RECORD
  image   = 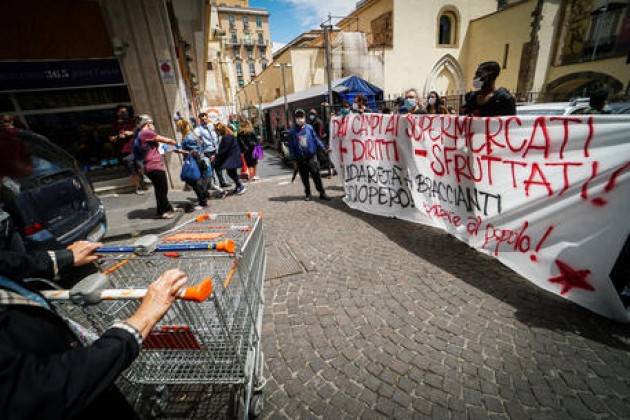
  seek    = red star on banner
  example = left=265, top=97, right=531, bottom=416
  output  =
left=548, top=259, right=594, bottom=295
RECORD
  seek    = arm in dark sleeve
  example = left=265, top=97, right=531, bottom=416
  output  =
left=0, top=249, right=73, bottom=280
left=286, top=131, right=300, bottom=160
left=311, top=126, right=326, bottom=151
left=506, top=94, right=516, bottom=116
left=461, top=92, right=474, bottom=116
left=0, top=328, right=139, bottom=420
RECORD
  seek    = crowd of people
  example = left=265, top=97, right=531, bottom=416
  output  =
left=110, top=110, right=263, bottom=219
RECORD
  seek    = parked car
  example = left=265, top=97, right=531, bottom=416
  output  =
left=608, top=102, right=630, bottom=115
left=516, top=101, right=590, bottom=116
left=0, top=129, right=106, bottom=250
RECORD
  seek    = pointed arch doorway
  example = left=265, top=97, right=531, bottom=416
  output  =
left=424, top=54, right=465, bottom=96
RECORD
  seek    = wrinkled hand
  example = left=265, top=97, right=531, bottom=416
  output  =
left=126, top=269, right=188, bottom=338
left=67, top=241, right=102, bottom=267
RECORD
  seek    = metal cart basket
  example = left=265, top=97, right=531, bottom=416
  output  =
left=46, top=212, right=266, bottom=419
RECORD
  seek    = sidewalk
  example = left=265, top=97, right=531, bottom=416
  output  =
left=101, top=149, right=294, bottom=240
left=101, top=190, right=189, bottom=240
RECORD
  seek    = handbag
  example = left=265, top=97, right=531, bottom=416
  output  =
left=252, top=144, right=264, bottom=160
left=180, top=155, right=201, bottom=182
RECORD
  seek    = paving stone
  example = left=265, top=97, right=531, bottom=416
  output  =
left=185, top=172, right=630, bottom=420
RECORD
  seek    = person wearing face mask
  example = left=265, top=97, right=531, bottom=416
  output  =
left=400, top=89, right=426, bottom=115
left=462, top=61, right=516, bottom=117
left=110, top=105, right=147, bottom=195
left=339, top=101, right=352, bottom=117
left=352, top=95, right=370, bottom=114
left=425, top=91, right=449, bottom=115
left=287, top=109, right=331, bottom=201
left=308, top=109, right=337, bottom=178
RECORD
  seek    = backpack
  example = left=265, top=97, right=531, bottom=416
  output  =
left=132, top=135, right=145, bottom=162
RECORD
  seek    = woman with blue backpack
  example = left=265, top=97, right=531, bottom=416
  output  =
left=176, top=119, right=210, bottom=209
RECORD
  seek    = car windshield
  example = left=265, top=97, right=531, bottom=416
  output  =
left=18, top=130, right=76, bottom=181
left=517, top=108, right=564, bottom=115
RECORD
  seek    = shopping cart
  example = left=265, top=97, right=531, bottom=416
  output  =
left=43, top=212, right=267, bottom=419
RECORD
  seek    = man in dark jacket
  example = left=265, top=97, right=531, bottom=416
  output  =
left=287, top=109, right=331, bottom=201
left=0, top=127, right=190, bottom=419
left=462, top=61, right=516, bottom=117
left=309, top=109, right=337, bottom=178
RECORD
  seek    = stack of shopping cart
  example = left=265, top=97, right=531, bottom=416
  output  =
left=45, top=212, right=267, bottom=419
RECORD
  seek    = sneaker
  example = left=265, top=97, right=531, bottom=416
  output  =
left=160, top=212, right=175, bottom=219
left=235, top=185, right=247, bottom=195
left=220, top=183, right=230, bottom=188
left=304, top=195, right=311, bottom=201
left=252, top=176, right=260, bottom=181
left=332, top=169, right=338, bottom=176
left=319, top=193, right=331, bottom=201
left=135, top=188, right=145, bottom=195
left=173, top=207, right=185, bottom=213
left=193, top=205, right=204, bottom=211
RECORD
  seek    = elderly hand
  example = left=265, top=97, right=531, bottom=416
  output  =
left=67, top=241, right=102, bottom=267
left=125, top=269, right=188, bottom=338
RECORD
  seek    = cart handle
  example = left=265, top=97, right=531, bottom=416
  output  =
left=43, top=277, right=214, bottom=303
left=96, top=239, right=235, bottom=255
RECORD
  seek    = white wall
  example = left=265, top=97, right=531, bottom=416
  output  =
left=385, top=0, right=497, bottom=97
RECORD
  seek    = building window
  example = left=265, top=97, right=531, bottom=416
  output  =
left=256, top=15, right=262, bottom=28
left=275, top=87, right=281, bottom=98
left=257, top=33, right=265, bottom=45
left=207, top=62, right=213, bottom=71
left=239, top=78, right=245, bottom=88
left=243, top=15, right=249, bottom=29
left=370, top=12, right=393, bottom=47
left=231, top=32, right=237, bottom=44
left=228, top=15, right=235, bottom=28
left=262, top=60, right=268, bottom=70
left=583, top=4, right=626, bottom=60
left=247, top=49, right=254, bottom=59
left=437, top=9, right=459, bottom=47
left=249, top=62, right=256, bottom=75
left=236, top=62, right=243, bottom=76
left=502, top=43, right=509, bottom=69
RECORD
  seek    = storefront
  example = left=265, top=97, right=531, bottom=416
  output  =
left=0, top=59, right=133, bottom=181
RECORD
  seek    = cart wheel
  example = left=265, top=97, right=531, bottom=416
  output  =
left=248, top=393, right=264, bottom=419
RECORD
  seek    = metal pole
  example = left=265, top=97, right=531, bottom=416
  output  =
left=321, top=14, right=334, bottom=109
left=254, top=81, right=265, bottom=141
left=280, top=64, right=289, bottom=128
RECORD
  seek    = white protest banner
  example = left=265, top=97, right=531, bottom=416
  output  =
left=329, top=113, right=630, bottom=322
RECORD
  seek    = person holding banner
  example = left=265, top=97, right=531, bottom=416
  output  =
left=462, top=61, right=516, bottom=117
left=287, top=109, right=331, bottom=201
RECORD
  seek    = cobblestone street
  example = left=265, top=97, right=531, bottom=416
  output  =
left=190, top=171, right=630, bottom=420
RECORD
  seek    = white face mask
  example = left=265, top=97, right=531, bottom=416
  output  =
left=472, top=77, right=484, bottom=90
left=352, top=103, right=359, bottom=110
left=428, top=97, right=436, bottom=106
left=295, top=118, right=306, bottom=126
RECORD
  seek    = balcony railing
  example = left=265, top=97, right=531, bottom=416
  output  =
left=226, top=37, right=241, bottom=45
left=242, top=38, right=255, bottom=48
left=257, top=39, right=269, bottom=47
